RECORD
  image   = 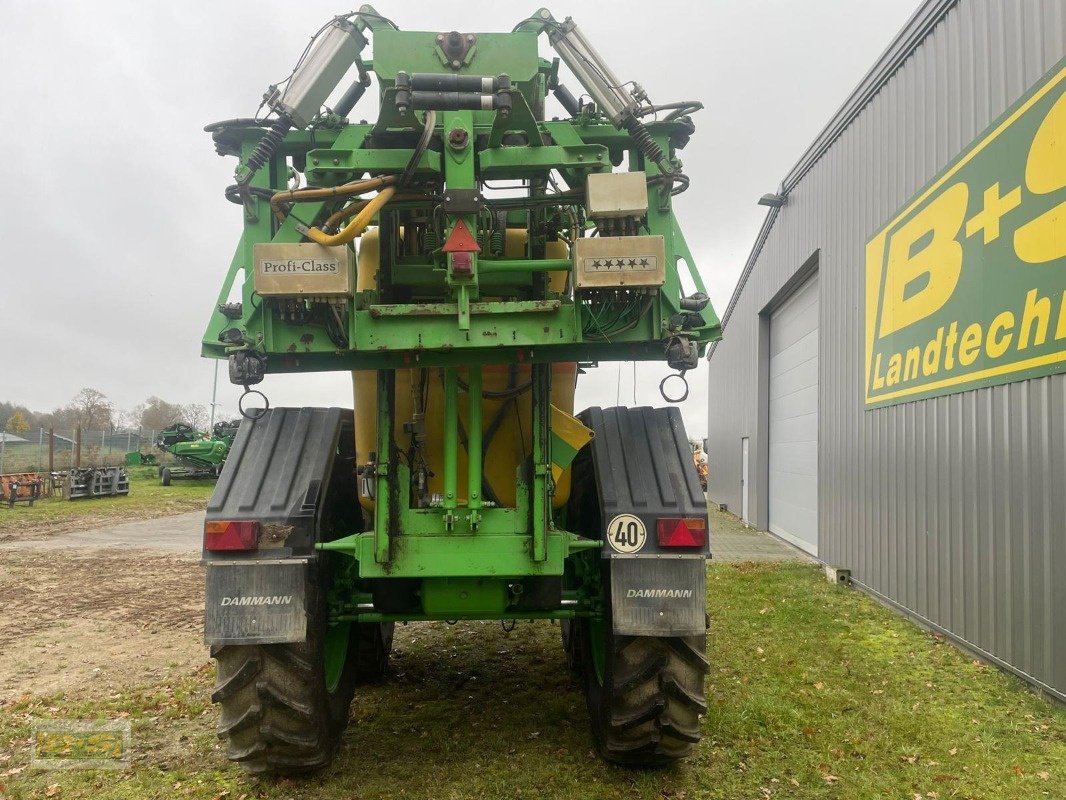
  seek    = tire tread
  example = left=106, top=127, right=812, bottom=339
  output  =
left=591, top=634, right=710, bottom=766
left=212, top=641, right=342, bottom=774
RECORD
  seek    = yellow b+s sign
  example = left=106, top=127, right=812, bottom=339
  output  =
left=865, top=59, right=1066, bottom=408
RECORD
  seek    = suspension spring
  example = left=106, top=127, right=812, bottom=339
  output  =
left=490, top=221, right=505, bottom=256
left=423, top=224, right=441, bottom=252
left=244, top=117, right=292, bottom=180
left=624, top=115, right=667, bottom=172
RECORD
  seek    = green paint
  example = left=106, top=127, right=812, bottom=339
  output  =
left=201, top=16, right=720, bottom=623
left=865, top=59, right=1066, bottom=409
left=531, top=364, right=550, bottom=563
left=372, top=30, right=540, bottom=84
left=351, top=304, right=580, bottom=353
left=374, top=372, right=393, bottom=563
left=550, top=438, right=579, bottom=470
left=157, top=424, right=232, bottom=471
left=305, top=147, right=440, bottom=183
left=422, top=578, right=508, bottom=615
left=335, top=609, right=592, bottom=623
left=442, top=367, right=459, bottom=511
left=323, top=621, right=351, bottom=693
left=318, top=531, right=573, bottom=578
left=467, top=366, right=483, bottom=511
left=479, top=144, right=608, bottom=176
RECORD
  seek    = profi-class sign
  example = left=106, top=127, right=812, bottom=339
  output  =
left=864, top=59, right=1066, bottom=409
left=252, top=243, right=353, bottom=298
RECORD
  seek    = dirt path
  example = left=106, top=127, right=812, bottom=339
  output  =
left=0, top=506, right=802, bottom=705
left=0, top=551, right=208, bottom=701
left=0, top=510, right=204, bottom=550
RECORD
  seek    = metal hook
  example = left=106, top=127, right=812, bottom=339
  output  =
left=238, top=385, right=270, bottom=420
left=659, top=371, right=689, bottom=403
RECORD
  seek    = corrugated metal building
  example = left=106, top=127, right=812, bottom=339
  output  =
left=706, top=0, right=1066, bottom=701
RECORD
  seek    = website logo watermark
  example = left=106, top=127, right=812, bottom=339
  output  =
left=30, top=720, right=131, bottom=770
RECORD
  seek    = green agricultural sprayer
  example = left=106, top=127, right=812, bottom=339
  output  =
left=200, top=6, right=720, bottom=775
left=156, top=421, right=239, bottom=484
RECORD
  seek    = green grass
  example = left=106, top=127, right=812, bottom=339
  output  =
left=1, top=564, right=1063, bottom=799
left=0, top=467, right=214, bottom=539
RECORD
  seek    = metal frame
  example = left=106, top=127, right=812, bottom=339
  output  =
left=202, top=19, right=718, bottom=625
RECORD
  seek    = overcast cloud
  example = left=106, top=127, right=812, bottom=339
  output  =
left=0, top=0, right=920, bottom=437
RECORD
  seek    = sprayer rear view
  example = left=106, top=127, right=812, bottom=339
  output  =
left=199, top=6, right=720, bottom=775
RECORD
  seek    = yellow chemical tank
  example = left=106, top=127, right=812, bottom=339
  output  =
left=353, top=228, right=577, bottom=511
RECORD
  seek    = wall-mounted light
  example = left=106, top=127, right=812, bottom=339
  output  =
left=758, top=193, right=787, bottom=208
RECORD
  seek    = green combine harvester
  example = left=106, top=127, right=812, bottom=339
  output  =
left=200, top=6, right=720, bottom=776
left=156, top=421, right=239, bottom=485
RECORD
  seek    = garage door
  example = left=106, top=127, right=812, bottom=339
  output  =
left=768, top=274, right=819, bottom=555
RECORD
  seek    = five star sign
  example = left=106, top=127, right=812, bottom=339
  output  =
left=585, top=257, right=657, bottom=271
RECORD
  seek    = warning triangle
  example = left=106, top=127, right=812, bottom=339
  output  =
left=441, top=219, right=481, bottom=253
left=666, top=519, right=703, bottom=547
left=658, top=517, right=707, bottom=547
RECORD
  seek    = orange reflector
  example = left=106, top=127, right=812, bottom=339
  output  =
left=204, top=520, right=259, bottom=551
left=656, top=517, right=707, bottom=548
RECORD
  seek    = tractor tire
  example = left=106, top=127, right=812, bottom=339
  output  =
left=211, top=561, right=358, bottom=775
left=560, top=619, right=582, bottom=679
left=564, top=407, right=710, bottom=765
left=352, top=622, right=394, bottom=683
left=160, top=467, right=172, bottom=486
left=573, top=565, right=709, bottom=766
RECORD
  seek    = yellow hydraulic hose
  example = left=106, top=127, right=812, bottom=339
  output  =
left=270, top=175, right=396, bottom=224
left=322, top=199, right=371, bottom=230
left=302, top=186, right=397, bottom=246
left=321, top=192, right=432, bottom=230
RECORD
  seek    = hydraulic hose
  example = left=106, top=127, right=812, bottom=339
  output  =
left=323, top=199, right=371, bottom=230
left=270, top=175, right=396, bottom=223
left=302, top=186, right=397, bottom=246
left=322, top=192, right=436, bottom=231
left=399, top=110, right=436, bottom=189
left=267, top=108, right=435, bottom=244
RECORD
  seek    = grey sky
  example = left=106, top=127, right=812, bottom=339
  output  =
left=0, top=0, right=920, bottom=436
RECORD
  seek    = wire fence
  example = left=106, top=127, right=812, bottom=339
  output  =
left=0, top=428, right=168, bottom=474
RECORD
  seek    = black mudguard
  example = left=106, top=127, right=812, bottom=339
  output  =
left=202, top=407, right=357, bottom=646
left=577, top=406, right=709, bottom=637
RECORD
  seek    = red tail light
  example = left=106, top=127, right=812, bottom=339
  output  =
left=657, top=517, right=707, bottom=548
left=204, top=520, right=259, bottom=551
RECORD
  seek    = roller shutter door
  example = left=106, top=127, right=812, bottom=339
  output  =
left=768, top=274, right=819, bottom=555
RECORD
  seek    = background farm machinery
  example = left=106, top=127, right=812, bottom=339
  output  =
left=155, top=420, right=240, bottom=485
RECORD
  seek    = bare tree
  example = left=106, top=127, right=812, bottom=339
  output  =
left=70, top=388, right=114, bottom=430
left=40, top=405, right=78, bottom=431
left=136, top=396, right=186, bottom=433
left=182, top=403, right=210, bottom=431
left=113, top=407, right=140, bottom=430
